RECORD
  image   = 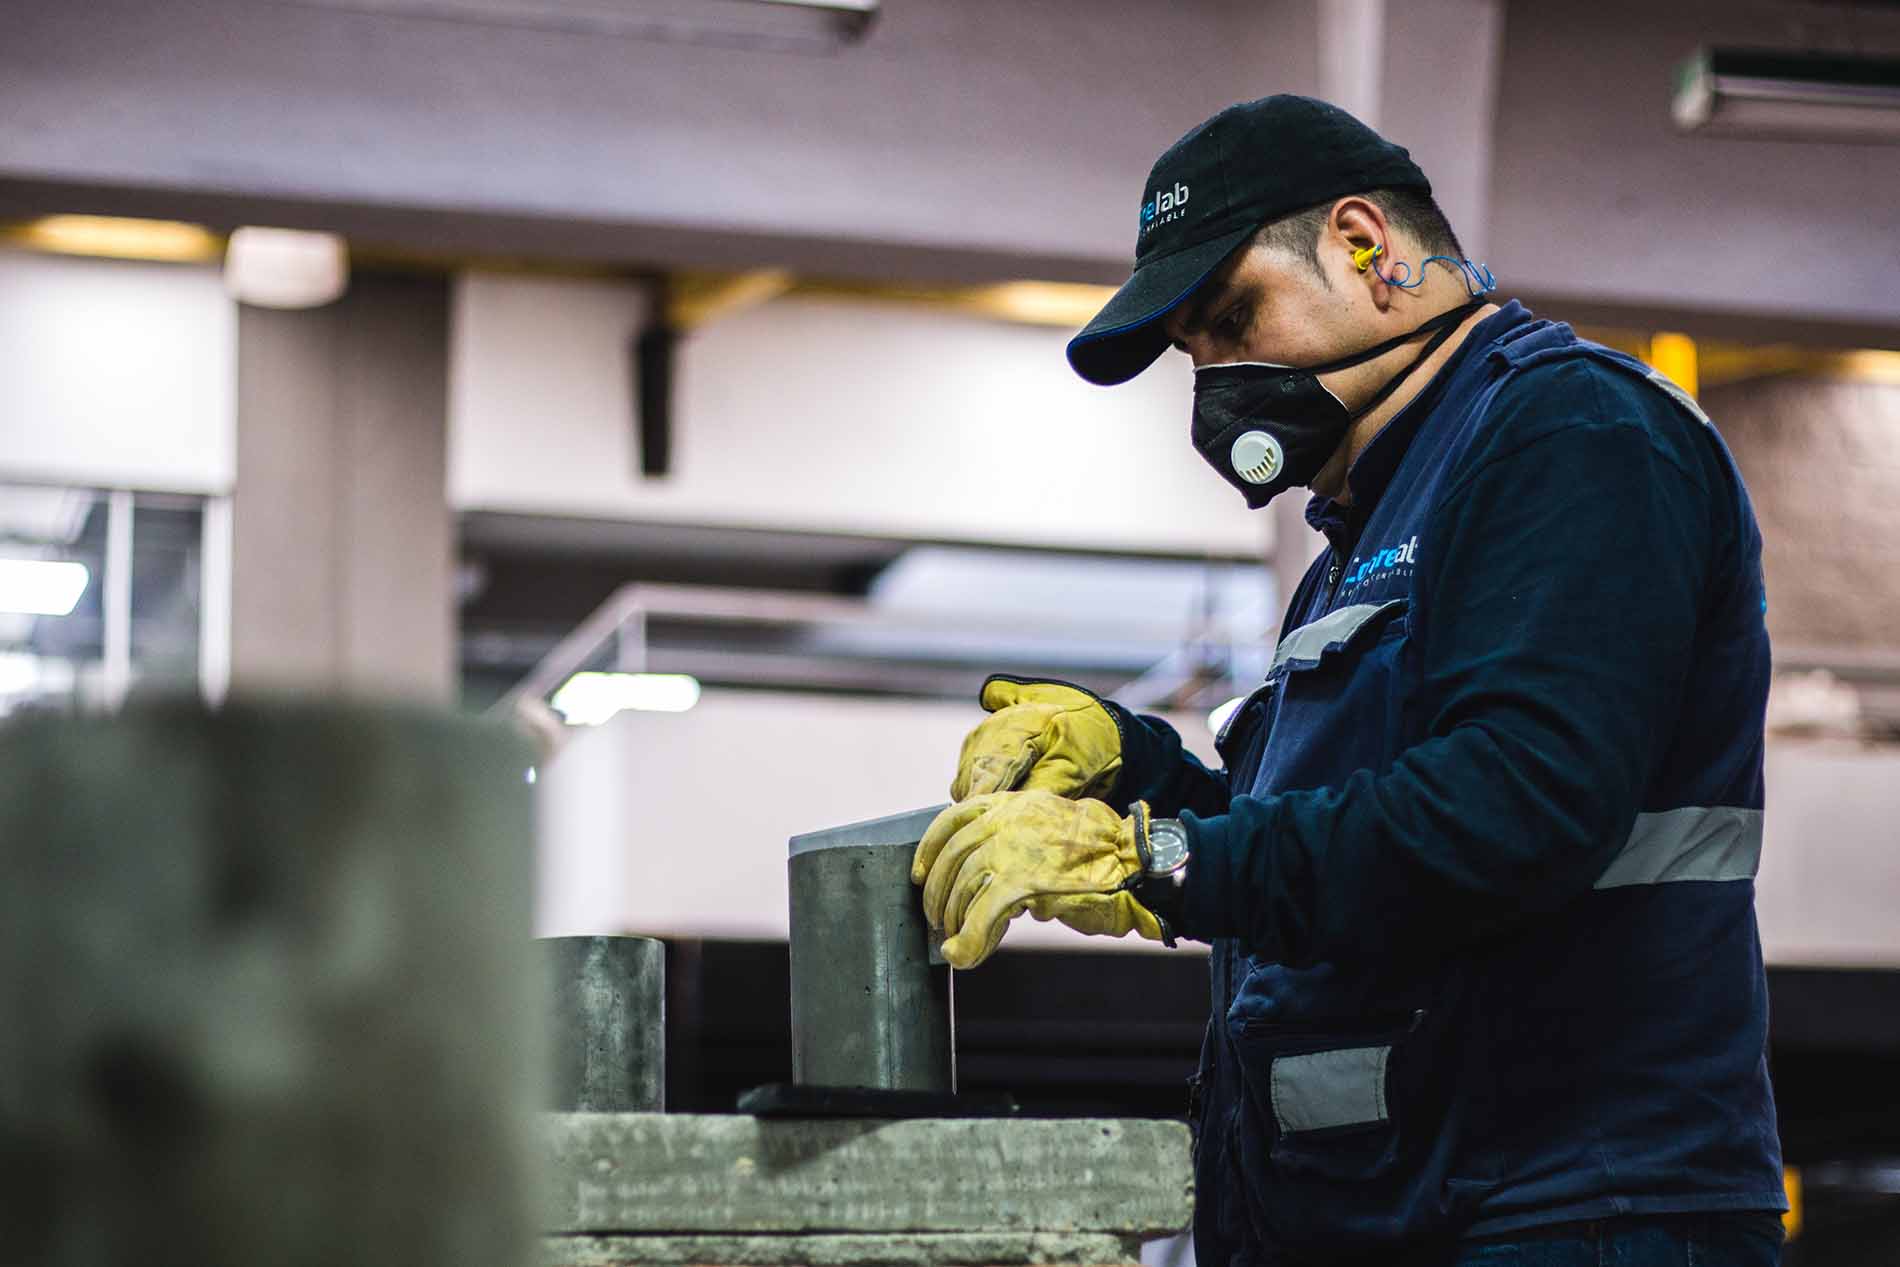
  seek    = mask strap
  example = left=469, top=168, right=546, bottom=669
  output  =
left=1346, top=300, right=1485, bottom=421
left=1309, top=299, right=1484, bottom=376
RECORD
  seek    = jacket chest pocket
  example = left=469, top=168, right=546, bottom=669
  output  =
left=1246, top=597, right=1414, bottom=797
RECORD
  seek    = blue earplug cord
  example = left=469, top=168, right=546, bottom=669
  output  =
left=1370, top=246, right=1497, bottom=298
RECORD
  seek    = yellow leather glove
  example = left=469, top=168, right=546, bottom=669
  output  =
left=910, top=789, right=1163, bottom=969
left=950, top=678, right=1124, bottom=802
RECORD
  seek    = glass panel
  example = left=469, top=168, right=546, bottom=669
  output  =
left=130, top=494, right=205, bottom=692
left=0, top=482, right=207, bottom=717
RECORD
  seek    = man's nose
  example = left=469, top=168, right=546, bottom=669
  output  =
left=1173, top=334, right=1220, bottom=370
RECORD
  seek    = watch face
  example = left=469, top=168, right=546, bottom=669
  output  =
left=1148, top=821, right=1190, bottom=874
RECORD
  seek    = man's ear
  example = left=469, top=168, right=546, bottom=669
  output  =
left=1329, top=196, right=1396, bottom=307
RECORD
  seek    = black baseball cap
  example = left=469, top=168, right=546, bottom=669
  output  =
left=1066, top=95, right=1432, bottom=386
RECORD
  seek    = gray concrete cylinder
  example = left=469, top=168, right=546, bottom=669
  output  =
left=0, top=698, right=540, bottom=1267
left=787, top=805, right=954, bottom=1092
left=541, top=935, right=665, bottom=1111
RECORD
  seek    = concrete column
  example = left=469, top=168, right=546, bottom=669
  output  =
left=231, top=272, right=454, bottom=701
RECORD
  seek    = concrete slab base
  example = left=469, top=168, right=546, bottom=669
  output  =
left=543, top=1231, right=1141, bottom=1266
left=545, top=1113, right=1192, bottom=1238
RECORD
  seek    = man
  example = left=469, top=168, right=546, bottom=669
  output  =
left=911, top=96, right=1786, bottom=1266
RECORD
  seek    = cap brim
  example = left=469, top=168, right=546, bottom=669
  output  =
left=1065, top=224, right=1255, bottom=386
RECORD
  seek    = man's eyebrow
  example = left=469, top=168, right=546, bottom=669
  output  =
left=1169, top=279, right=1235, bottom=341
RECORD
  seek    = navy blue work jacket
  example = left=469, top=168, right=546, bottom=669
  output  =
left=1106, top=304, right=1786, bottom=1263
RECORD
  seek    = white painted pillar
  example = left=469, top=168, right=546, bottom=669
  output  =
left=1268, top=0, right=1506, bottom=625
left=1270, top=0, right=1394, bottom=619
left=1317, top=0, right=1388, bottom=130
left=230, top=274, right=455, bottom=702
left=1376, top=0, right=1505, bottom=259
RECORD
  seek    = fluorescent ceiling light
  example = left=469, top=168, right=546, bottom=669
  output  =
left=224, top=227, right=350, bottom=309
left=288, top=0, right=877, bottom=52
left=550, top=671, right=702, bottom=725
left=0, top=653, right=41, bottom=696
left=0, top=559, right=89, bottom=616
left=3, top=215, right=222, bottom=263
left=1674, top=47, right=1900, bottom=143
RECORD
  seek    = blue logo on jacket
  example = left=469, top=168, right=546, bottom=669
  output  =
left=1344, top=535, right=1419, bottom=587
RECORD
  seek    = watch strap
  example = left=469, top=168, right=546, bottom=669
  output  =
left=1121, top=799, right=1181, bottom=948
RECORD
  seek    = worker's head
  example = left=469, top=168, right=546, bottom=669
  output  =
left=1160, top=187, right=1465, bottom=372
left=1067, top=96, right=1491, bottom=508
left=1066, top=94, right=1448, bottom=386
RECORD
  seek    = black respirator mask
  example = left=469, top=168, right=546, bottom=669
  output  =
left=1190, top=300, right=1483, bottom=508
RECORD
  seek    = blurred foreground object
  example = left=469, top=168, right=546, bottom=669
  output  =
left=0, top=699, right=539, bottom=1267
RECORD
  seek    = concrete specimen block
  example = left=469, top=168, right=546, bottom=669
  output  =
left=0, top=698, right=540, bottom=1267
left=543, top=1112, right=1192, bottom=1239
left=788, top=805, right=953, bottom=1092
left=543, top=935, right=665, bottom=1112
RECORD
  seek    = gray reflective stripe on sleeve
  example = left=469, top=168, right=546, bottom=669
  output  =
left=1269, top=1045, right=1391, bottom=1134
left=1269, top=599, right=1405, bottom=677
left=1645, top=368, right=1712, bottom=426
left=1593, top=805, right=1763, bottom=889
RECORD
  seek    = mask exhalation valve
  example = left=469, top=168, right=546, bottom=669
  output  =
left=1230, top=430, right=1284, bottom=485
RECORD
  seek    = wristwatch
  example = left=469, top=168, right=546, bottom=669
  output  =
left=1125, top=800, right=1191, bottom=947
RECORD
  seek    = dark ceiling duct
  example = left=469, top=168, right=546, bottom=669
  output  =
left=286, top=0, right=879, bottom=53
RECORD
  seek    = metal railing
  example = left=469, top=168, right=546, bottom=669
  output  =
left=492, top=580, right=1268, bottom=720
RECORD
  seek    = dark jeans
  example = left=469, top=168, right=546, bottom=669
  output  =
left=1450, top=1214, right=1785, bottom=1267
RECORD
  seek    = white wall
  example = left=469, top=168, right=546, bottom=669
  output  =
left=1486, top=0, right=1900, bottom=333
left=533, top=688, right=1219, bottom=955
left=535, top=691, right=1900, bottom=968
left=0, top=249, right=235, bottom=493
left=450, top=273, right=1272, bottom=557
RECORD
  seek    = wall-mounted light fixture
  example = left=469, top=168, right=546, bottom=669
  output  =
left=1674, top=47, right=1900, bottom=143
left=1, top=215, right=222, bottom=263
left=224, top=227, right=350, bottom=309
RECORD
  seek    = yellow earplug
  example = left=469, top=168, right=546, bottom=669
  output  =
left=1353, top=243, right=1383, bottom=272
